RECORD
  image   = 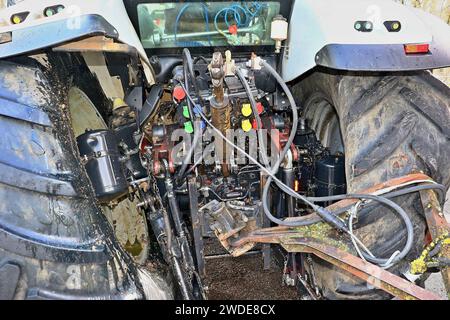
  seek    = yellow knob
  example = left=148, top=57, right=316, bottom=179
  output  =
left=241, top=119, right=252, bottom=132
left=241, top=104, right=253, bottom=117
left=12, top=15, right=22, bottom=24
left=113, top=97, right=127, bottom=110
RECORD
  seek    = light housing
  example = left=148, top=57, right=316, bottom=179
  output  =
left=10, top=12, right=29, bottom=24
left=44, top=5, right=65, bottom=17
left=384, top=21, right=402, bottom=32
left=354, top=20, right=373, bottom=32
left=404, top=43, right=430, bottom=54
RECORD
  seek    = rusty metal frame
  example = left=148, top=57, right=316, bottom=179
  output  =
left=281, top=237, right=442, bottom=300
left=225, top=173, right=449, bottom=300
left=419, top=190, right=450, bottom=296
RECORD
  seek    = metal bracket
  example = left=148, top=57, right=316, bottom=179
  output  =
left=188, top=176, right=206, bottom=278
left=419, top=190, right=450, bottom=297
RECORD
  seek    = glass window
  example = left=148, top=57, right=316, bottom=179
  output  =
left=137, top=2, right=281, bottom=49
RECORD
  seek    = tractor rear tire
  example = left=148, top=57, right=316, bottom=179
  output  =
left=293, top=69, right=450, bottom=300
left=0, top=59, right=171, bottom=300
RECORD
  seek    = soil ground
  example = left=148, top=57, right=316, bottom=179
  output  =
left=205, top=254, right=299, bottom=300
left=203, top=238, right=299, bottom=300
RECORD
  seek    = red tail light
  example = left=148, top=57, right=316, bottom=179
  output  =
left=404, top=44, right=430, bottom=54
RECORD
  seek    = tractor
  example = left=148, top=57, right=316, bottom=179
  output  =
left=0, top=0, right=449, bottom=300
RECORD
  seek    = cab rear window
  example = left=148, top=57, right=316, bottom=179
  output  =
left=137, top=1, right=281, bottom=49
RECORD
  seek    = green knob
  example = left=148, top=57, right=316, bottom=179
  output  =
left=182, top=105, right=190, bottom=119
left=184, top=121, right=194, bottom=134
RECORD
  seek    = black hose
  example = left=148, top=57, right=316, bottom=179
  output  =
left=237, top=65, right=332, bottom=227
left=183, top=48, right=203, bottom=105
left=193, top=56, right=209, bottom=64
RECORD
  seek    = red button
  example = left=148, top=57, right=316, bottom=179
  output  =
left=173, top=86, right=186, bottom=103
left=256, top=102, right=264, bottom=115
left=228, top=24, right=238, bottom=35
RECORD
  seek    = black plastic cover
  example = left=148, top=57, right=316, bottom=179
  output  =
left=114, top=122, right=147, bottom=179
left=77, top=130, right=128, bottom=203
left=314, top=154, right=346, bottom=206
left=139, top=84, right=163, bottom=128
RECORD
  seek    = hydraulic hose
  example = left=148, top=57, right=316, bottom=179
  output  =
left=237, top=59, right=418, bottom=265
left=236, top=65, right=336, bottom=227
left=177, top=61, right=430, bottom=266
left=178, top=49, right=202, bottom=180
left=325, top=183, right=446, bottom=217
left=238, top=64, right=342, bottom=226
left=257, top=61, right=338, bottom=227
left=235, top=68, right=270, bottom=167
left=178, top=79, right=333, bottom=227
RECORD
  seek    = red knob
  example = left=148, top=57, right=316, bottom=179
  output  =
left=256, top=102, right=265, bottom=115
left=173, top=86, right=186, bottom=103
left=252, top=119, right=258, bottom=130
left=228, top=24, right=238, bottom=35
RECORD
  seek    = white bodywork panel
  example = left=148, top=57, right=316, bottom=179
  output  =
left=283, top=0, right=450, bottom=81
left=1, top=0, right=449, bottom=84
left=0, top=0, right=154, bottom=83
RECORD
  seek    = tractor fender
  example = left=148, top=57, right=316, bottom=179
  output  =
left=283, top=0, right=450, bottom=82
left=0, top=0, right=154, bottom=83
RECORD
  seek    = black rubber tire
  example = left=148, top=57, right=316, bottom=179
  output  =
left=292, top=69, right=450, bottom=300
left=0, top=58, right=167, bottom=300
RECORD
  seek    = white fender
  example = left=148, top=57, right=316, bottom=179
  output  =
left=0, top=0, right=153, bottom=81
left=283, top=0, right=450, bottom=81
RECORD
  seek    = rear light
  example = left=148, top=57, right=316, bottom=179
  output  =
left=10, top=12, right=29, bottom=24
left=354, top=20, right=373, bottom=32
left=404, top=43, right=430, bottom=54
left=44, top=5, right=65, bottom=17
left=384, top=21, right=401, bottom=32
